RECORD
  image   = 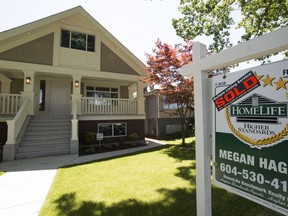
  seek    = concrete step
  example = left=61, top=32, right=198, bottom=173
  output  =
left=22, top=133, right=71, bottom=141
left=17, top=115, right=72, bottom=159
left=16, top=149, right=70, bottom=160
left=24, top=129, right=71, bottom=136
left=20, top=138, right=71, bottom=146
left=18, top=144, right=70, bottom=153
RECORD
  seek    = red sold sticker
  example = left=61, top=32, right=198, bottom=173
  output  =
left=212, top=71, right=260, bottom=111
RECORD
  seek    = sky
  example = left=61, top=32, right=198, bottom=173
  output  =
left=0, top=0, right=185, bottom=64
left=0, top=0, right=282, bottom=69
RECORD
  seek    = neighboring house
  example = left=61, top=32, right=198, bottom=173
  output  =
left=0, top=6, right=146, bottom=161
left=145, top=89, right=194, bottom=139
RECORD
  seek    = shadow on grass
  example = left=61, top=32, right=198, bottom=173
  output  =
left=162, top=140, right=196, bottom=162
left=52, top=187, right=281, bottom=216
left=55, top=140, right=281, bottom=216
left=53, top=188, right=196, bottom=216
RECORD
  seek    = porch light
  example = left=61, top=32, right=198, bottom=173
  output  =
left=26, top=77, right=31, bottom=84
left=75, top=80, right=79, bottom=87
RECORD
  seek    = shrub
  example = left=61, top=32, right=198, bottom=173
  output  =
left=85, top=132, right=96, bottom=145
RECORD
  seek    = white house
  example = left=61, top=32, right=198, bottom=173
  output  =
left=0, top=6, right=146, bottom=161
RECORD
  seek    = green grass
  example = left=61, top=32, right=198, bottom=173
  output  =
left=0, top=171, right=4, bottom=176
left=40, top=138, right=281, bottom=216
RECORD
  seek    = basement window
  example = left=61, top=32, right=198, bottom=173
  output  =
left=61, top=29, right=95, bottom=52
left=98, top=123, right=127, bottom=137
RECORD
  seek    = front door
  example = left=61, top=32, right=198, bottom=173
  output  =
left=49, top=80, right=71, bottom=116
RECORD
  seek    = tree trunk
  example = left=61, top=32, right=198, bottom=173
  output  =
left=180, top=117, right=186, bottom=145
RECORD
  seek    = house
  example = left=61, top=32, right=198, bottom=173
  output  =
left=145, top=88, right=194, bottom=139
left=0, top=6, right=146, bottom=161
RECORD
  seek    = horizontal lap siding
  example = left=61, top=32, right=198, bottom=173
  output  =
left=158, top=118, right=182, bottom=138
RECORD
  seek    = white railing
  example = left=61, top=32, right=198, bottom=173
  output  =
left=6, top=98, right=29, bottom=144
left=81, top=97, right=137, bottom=115
left=0, top=94, right=23, bottom=114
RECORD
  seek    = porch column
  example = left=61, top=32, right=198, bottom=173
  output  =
left=0, top=74, right=12, bottom=93
left=70, top=75, right=82, bottom=154
left=137, top=81, right=145, bottom=115
left=3, top=120, right=16, bottom=160
left=22, top=70, right=36, bottom=115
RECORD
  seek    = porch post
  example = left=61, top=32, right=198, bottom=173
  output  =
left=3, top=120, right=16, bottom=160
left=70, top=75, right=82, bottom=154
left=137, top=81, right=145, bottom=115
left=0, top=74, right=12, bottom=93
left=22, top=70, right=36, bottom=115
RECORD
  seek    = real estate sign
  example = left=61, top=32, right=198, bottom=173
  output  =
left=212, top=60, right=288, bottom=215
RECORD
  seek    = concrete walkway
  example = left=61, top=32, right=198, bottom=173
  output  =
left=0, top=138, right=164, bottom=216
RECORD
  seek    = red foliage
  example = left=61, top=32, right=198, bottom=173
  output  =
left=142, top=39, right=193, bottom=87
left=143, top=39, right=194, bottom=143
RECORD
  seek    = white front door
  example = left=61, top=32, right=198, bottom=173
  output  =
left=49, top=80, right=71, bottom=116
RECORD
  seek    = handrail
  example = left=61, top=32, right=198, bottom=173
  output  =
left=6, top=98, right=29, bottom=144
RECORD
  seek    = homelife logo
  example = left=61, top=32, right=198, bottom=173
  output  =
left=213, top=70, right=288, bottom=148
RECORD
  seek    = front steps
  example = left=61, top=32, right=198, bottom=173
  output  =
left=16, top=116, right=72, bottom=159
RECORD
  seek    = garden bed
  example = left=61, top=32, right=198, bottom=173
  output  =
left=79, top=141, right=147, bottom=156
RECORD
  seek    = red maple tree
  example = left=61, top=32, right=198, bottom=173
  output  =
left=142, top=39, right=194, bottom=144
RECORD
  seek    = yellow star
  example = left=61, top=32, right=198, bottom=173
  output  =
left=253, top=71, right=264, bottom=81
left=273, top=77, right=288, bottom=90
left=262, top=75, right=275, bottom=87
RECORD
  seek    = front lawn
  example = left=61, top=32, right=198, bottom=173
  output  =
left=0, top=171, right=4, bottom=176
left=40, top=137, right=281, bottom=216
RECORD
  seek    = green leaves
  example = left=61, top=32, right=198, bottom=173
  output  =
left=173, top=0, right=288, bottom=53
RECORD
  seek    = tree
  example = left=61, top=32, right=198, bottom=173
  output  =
left=172, top=0, right=288, bottom=53
left=142, top=39, right=194, bottom=144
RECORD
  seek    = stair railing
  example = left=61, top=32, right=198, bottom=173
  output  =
left=6, top=98, right=29, bottom=144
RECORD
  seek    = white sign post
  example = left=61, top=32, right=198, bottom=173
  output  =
left=97, top=133, right=103, bottom=149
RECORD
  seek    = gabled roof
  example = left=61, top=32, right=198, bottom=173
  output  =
left=0, top=6, right=146, bottom=75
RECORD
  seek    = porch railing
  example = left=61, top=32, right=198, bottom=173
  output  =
left=0, top=94, right=23, bottom=114
left=81, top=97, right=137, bottom=115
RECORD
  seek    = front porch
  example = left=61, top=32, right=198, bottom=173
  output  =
left=0, top=73, right=145, bottom=161
left=0, top=89, right=145, bottom=158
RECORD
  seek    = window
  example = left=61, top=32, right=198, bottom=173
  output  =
left=162, top=96, right=177, bottom=110
left=86, top=86, right=118, bottom=98
left=39, top=80, right=46, bottom=111
left=98, top=123, right=127, bottom=137
left=61, top=29, right=95, bottom=52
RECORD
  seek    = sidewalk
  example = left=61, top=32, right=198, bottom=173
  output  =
left=0, top=138, right=164, bottom=216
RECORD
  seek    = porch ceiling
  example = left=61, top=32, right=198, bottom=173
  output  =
left=0, top=69, right=23, bottom=79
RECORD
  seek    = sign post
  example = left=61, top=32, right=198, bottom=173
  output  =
left=97, top=133, right=103, bottom=149
left=212, top=60, right=288, bottom=215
